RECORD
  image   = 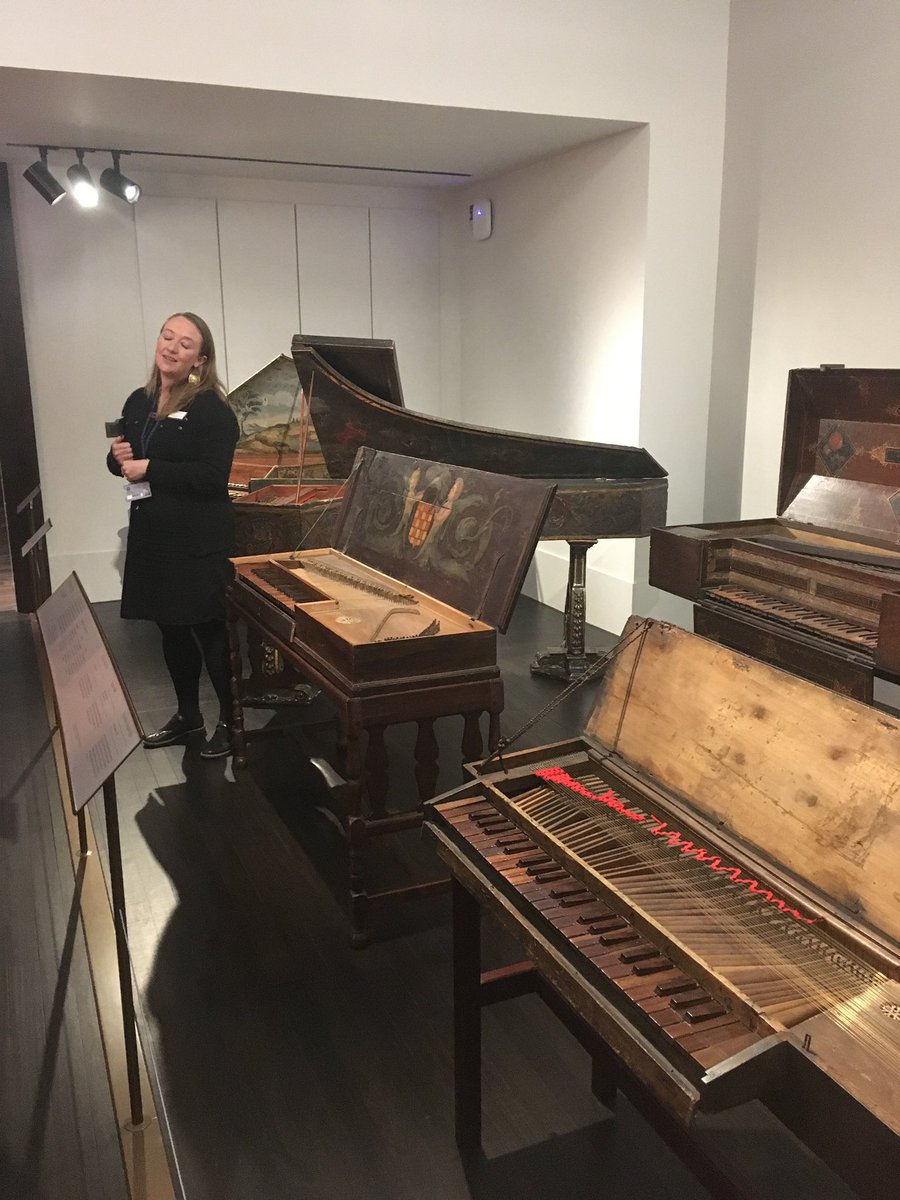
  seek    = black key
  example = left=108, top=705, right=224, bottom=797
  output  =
left=683, top=1001, right=728, bottom=1024
left=587, top=917, right=628, bottom=935
left=632, top=957, right=672, bottom=976
left=516, top=853, right=550, bottom=867
left=577, top=909, right=615, bottom=925
left=599, top=929, right=639, bottom=947
left=655, top=976, right=697, bottom=997
left=619, top=944, right=658, bottom=964
left=670, top=989, right=710, bottom=1010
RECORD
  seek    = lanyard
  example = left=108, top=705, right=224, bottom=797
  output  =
left=140, top=410, right=160, bottom=457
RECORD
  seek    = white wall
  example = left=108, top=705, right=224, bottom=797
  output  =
left=370, top=207, right=442, bottom=414
left=2, top=1, right=731, bottom=116
left=699, top=0, right=900, bottom=702
left=445, top=127, right=650, bottom=634
left=13, top=178, right=148, bottom=599
left=719, top=1, right=900, bottom=520
left=4, top=0, right=732, bottom=627
left=12, top=169, right=443, bottom=599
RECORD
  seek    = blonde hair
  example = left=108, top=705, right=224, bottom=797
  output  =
left=145, top=312, right=228, bottom=417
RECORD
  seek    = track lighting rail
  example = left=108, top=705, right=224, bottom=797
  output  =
left=17, top=144, right=141, bottom=207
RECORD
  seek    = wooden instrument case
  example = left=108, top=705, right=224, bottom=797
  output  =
left=425, top=618, right=900, bottom=1189
left=650, top=366, right=900, bottom=699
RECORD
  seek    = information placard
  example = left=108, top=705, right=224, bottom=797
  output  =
left=37, top=573, right=142, bottom=812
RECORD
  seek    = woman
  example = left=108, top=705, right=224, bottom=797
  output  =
left=107, top=312, right=240, bottom=759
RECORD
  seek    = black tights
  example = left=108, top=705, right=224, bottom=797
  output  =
left=158, top=619, right=232, bottom=726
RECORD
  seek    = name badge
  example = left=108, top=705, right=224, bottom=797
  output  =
left=167, top=411, right=188, bottom=420
left=125, top=481, right=152, bottom=502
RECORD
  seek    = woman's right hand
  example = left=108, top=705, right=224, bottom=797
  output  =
left=110, top=436, right=134, bottom=468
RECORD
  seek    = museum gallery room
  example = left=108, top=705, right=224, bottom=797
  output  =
left=2, top=3, right=900, bottom=1199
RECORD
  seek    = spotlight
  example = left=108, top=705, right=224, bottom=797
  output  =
left=67, top=150, right=99, bottom=208
left=23, top=148, right=66, bottom=206
left=100, top=152, right=141, bottom=204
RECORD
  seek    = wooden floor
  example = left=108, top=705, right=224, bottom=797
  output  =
left=3, top=597, right=863, bottom=1200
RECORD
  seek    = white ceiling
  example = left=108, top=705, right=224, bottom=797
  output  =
left=0, top=66, right=637, bottom=188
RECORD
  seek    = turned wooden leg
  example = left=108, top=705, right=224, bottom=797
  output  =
left=343, top=731, right=362, bottom=796
left=342, top=732, right=369, bottom=947
left=461, top=712, right=483, bottom=766
left=414, top=718, right=440, bottom=801
left=226, top=606, right=248, bottom=769
left=245, top=624, right=264, bottom=690
left=365, top=724, right=388, bottom=818
left=487, top=710, right=501, bottom=755
left=591, top=1044, right=618, bottom=1109
left=453, top=879, right=482, bottom=1154
left=347, top=815, right=369, bottom=949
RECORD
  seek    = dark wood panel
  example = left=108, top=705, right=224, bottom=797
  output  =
left=693, top=602, right=873, bottom=700
left=0, top=612, right=127, bottom=1200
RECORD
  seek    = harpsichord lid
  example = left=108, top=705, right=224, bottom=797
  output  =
left=332, top=447, right=555, bottom=633
left=291, top=333, right=666, bottom=485
left=777, top=366, right=900, bottom=544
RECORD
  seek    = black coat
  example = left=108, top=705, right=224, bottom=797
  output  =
left=107, top=388, right=240, bottom=624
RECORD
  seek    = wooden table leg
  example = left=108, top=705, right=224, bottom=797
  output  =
left=348, top=814, right=368, bottom=949
left=342, top=728, right=371, bottom=948
left=226, top=605, right=248, bottom=769
left=414, top=718, right=439, bottom=800
left=365, top=724, right=388, bottom=818
left=487, top=710, right=501, bottom=755
left=591, top=1043, right=619, bottom=1109
left=461, top=712, right=483, bottom=764
left=453, top=878, right=482, bottom=1154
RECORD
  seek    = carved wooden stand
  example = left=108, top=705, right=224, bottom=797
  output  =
left=531, top=539, right=605, bottom=681
left=226, top=597, right=504, bottom=947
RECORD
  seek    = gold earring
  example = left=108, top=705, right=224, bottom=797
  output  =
left=188, top=370, right=201, bottom=385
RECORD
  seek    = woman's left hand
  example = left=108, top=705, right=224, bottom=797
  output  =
left=121, top=458, right=150, bottom=482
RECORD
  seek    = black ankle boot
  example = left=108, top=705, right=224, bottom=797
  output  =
left=200, top=722, right=232, bottom=760
left=142, top=713, right=205, bottom=749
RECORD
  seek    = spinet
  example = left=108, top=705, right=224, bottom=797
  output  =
left=649, top=366, right=900, bottom=702
left=291, top=333, right=668, bottom=679
left=227, top=447, right=555, bottom=944
left=424, top=617, right=900, bottom=1197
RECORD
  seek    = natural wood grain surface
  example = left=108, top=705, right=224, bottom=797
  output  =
left=589, top=619, right=900, bottom=942
left=3, top=599, right=860, bottom=1200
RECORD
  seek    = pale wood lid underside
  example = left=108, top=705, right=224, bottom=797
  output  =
left=587, top=619, right=900, bottom=945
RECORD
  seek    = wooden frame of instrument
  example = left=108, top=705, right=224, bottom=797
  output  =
left=424, top=617, right=900, bottom=1195
left=226, top=448, right=555, bottom=945
left=650, top=366, right=900, bottom=700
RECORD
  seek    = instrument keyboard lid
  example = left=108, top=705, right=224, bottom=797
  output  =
left=585, top=617, right=900, bottom=947
left=778, top=367, right=900, bottom=545
left=330, top=447, right=555, bottom=633
left=291, top=333, right=667, bottom=484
